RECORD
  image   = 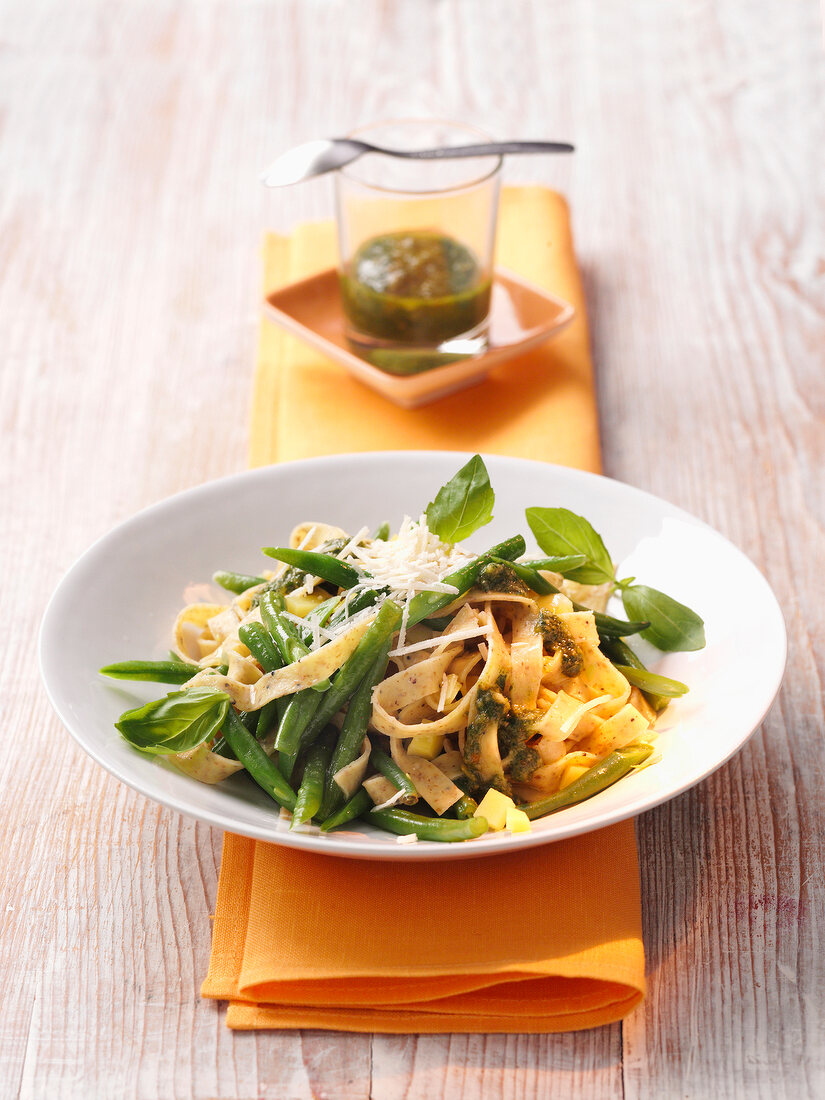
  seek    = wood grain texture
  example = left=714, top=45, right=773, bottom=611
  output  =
left=1, top=0, right=822, bottom=1096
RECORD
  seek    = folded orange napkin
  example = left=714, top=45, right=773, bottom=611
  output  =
left=202, top=186, right=646, bottom=1031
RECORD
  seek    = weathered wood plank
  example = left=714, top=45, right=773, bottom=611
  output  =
left=1, top=0, right=822, bottom=1096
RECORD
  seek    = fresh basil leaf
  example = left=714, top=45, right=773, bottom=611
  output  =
left=621, top=585, right=705, bottom=652
left=611, top=664, right=689, bottom=697
left=116, top=687, right=230, bottom=755
left=425, top=455, right=494, bottom=543
left=525, top=507, right=615, bottom=584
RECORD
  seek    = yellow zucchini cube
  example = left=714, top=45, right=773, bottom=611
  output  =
left=474, top=789, right=515, bottom=831
left=284, top=590, right=327, bottom=618
left=407, top=733, right=445, bottom=760
left=505, top=807, right=531, bottom=834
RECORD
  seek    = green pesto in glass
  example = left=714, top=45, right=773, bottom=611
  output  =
left=340, top=230, right=491, bottom=348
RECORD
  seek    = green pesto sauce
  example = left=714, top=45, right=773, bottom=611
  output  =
left=476, top=562, right=530, bottom=596
left=536, top=610, right=584, bottom=677
left=340, top=230, right=491, bottom=346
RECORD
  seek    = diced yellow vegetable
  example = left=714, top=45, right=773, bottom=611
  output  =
left=284, top=590, right=327, bottom=618
left=505, top=807, right=531, bottom=834
left=560, top=763, right=591, bottom=789
left=474, top=789, right=515, bottom=831
left=407, top=732, right=445, bottom=760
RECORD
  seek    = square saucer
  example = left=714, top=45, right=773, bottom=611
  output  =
left=263, top=267, right=575, bottom=409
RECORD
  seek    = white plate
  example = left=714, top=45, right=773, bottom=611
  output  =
left=40, top=453, right=786, bottom=861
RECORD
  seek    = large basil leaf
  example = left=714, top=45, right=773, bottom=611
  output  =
left=525, top=507, right=615, bottom=584
left=425, top=455, right=494, bottom=543
left=116, top=686, right=230, bottom=755
left=621, top=585, right=705, bottom=652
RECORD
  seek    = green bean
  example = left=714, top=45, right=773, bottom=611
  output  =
left=296, top=599, right=403, bottom=748
left=519, top=555, right=587, bottom=574
left=262, top=547, right=361, bottom=590
left=255, top=699, right=280, bottom=740
left=99, top=660, right=195, bottom=685
left=317, top=641, right=393, bottom=819
left=210, top=737, right=236, bottom=759
left=239, top=622, right=283, bottom=673
left=277, top=749, right=297, bottom=781
left=292, top=736, right=334, bottom=826
left=406, top=535, right=526, bottom=626
left=260, top=591, right=330, bottom=692
left=213, top=570, right=265, bottom=594
left=519, top=743, right=654, bottom=820
left=274, top=689, right=322, bottom=756
left=220, top=707, right=297, bottom=811
left=611, top=664, right=688, bottom=698
left=599, top=637, right=671, bottom=711
left=369, top=807, right=489, bottom=842
left=373, top=521, right=390, bottom=540
left=259, top=591, right=304, bottom=663
left=320, top=788, right=372, bottom=832
left=451, top=795, right=478, bottom=819
left=369, top=747, right=417, bottom=801
left=239, top=709, right=258, bottom=732
left=327, top=585, right=390, bottom=628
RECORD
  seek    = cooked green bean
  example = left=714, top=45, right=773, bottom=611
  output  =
left=519, top=743, right=654, bottom=820
left=259, top=591, right=304, bottom=663
left=292, top=735, right=334, bottom=826
left=369, top=747, right=417, bottom=801
left=519, top=555, right=587, bottom=574
left=262, top=547, right=361, bottom=590
left=219, top=707, right=297, bottom=811
left=99, top=660, right=195, bottom=685
left=369, top=807, right=489, bottom=842
left=406, top=535, right=526, bottom=625
left=318, top=641, right=392, bottom=819
left=320, top=788, right=372, bottom=832
left=274, top=689, right=322, bottom=757
left=239, top=622, right=283, bottom=673
left=611, top=664, right=688, bottom=698
left=259, top=591, right=330, bottom=692
left=255, top=699, right=280, bottom=740
left=213, top=570, right=265, bottom=594
left=239, top=709, right=258, bottom=732
left=600, top=637, right=671, bottom=711
left=327, top=585, right=390, bottom=628
left=451, top=795, right=478, bottom=819
left=296, top=599, right=403, bottom=749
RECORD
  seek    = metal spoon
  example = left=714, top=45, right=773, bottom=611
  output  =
left=259, top=138, right=574, bottom=187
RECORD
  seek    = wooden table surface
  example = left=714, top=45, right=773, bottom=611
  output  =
left=2, top=0, right=822, bottom=1096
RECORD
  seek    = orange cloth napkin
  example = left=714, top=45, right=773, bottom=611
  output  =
left=202, top=187, right=646, bottom=1031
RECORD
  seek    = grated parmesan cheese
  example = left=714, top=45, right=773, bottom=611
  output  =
left=389, top=624, right=490, bottom=658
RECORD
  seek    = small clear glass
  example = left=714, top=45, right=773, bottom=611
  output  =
left=335, top=119, right=501, bottom=376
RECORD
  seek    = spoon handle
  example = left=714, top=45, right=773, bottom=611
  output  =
left=369, top=140, right=574, bottom=159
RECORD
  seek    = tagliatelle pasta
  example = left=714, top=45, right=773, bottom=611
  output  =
left=102, top=457, right=699, bottom=842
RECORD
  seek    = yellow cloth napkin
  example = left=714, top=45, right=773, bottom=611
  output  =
left=202, top=186, right=646, bottom=1031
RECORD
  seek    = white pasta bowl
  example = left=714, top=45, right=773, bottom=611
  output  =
left=40, top=453, right=786, bottom=860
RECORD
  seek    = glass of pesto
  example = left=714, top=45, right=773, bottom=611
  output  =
left=335, top=120, right=501, bottom=376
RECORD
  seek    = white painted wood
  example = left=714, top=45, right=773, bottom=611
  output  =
left=1, top=0, right=822, bottom=1096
